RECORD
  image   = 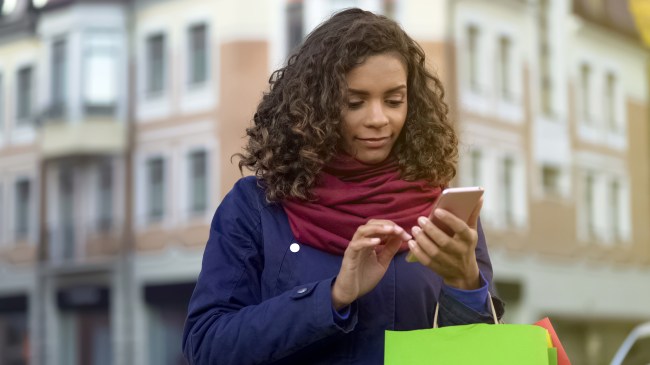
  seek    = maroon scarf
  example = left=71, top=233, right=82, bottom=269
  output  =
left=282, top=154, right=442, bottom=256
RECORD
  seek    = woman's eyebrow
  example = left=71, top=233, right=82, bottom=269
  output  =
left=347, top=84, right=407, bottom=96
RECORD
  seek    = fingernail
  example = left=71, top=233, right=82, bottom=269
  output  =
left=411, top=226, right=422, bottom=235
left=396, top=226, right=412, bottom=240
left=383, top=224, right=393, bottom=230
left=370, top=237, right=381, bottom=244
left=418, top=216, right=429, bottom=226
left=434, top=209, right=445, bottom=219
left=408, top=240, right=416, bottom=249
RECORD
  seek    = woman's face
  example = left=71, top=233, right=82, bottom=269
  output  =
left=340, top=53, right=408, bottom=164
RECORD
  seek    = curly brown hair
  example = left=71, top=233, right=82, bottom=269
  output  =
left=236, top=8, right=458, bottom=202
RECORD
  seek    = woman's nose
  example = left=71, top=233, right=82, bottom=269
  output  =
left=365, top=101, right=389, bottom=127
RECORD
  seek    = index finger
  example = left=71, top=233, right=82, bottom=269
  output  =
left=353, top=221, right=412, bottom=242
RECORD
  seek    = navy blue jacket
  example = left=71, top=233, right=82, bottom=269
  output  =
left=183, top=176, right=501, bottom=364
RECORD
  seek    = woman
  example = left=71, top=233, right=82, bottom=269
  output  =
left=183, top=8, right=503, bottom=365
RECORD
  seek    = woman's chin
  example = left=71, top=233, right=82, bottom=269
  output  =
left=353, top=151, right=391, bottom=165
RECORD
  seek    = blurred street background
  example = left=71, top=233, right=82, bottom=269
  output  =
left=0, top=0, right=649, bottom=364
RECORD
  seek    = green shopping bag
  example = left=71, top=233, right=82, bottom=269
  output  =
left=385, top=294, right=557, bottom=364
left=385, top=323, right=555, bottom=364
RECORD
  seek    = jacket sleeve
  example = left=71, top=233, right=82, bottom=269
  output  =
left=182, top=179, right=357, bottom=365
left=437, top=218, right=506, bottom=326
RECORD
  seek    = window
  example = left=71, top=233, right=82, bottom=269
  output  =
left=0, top=72, right=4, bottom=132
left=467, top=25, right=479, bottom=92
left=609, top=179, right=620, bottom=241
left=470, top=149, right=482, bottom=186
left=383, top=0, right=396, bottom=19
left=84, top=31, right=119, bottom=115
left=498, top=36, right=512, bottom=100
left=541, top=165, right=560, bottom=196
left=75, top=312, right=112, bottom=365
left=538, top=0, right=553, bottom=116
left=188, top=24, right=208, bottom=85
left=147, top=157, right=164, bottom=222
left=146, top=33, right=165, bottom=95
left=14, top=179, right=30, bottom=241
left=97, top=161, right=113, bottom=232
left=286, top=1, right=304, bottom=54
left=50, top=38, right=67, bottom=118
left=16, top=66, right=33, bottom=123
left=148, top=307, right=188, bottom=365
left=189, top=150, right=207, bottom=214
left=1, top=0, right=16, bottom=15
left=59, top=167, right=75, bottom=259
left=502, top=156, right=515, bottom=225
left=605, top=72, right=617, bottom=131
left=584, top=173, right=596, bottom=239
left=0, top=183, right=3, bottom=245
left=0, top=312, right=29, bottom=365
left=580, top=63, right=592, bottom=123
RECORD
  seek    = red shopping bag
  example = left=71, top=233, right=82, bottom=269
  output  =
left=534, top=317, right=571, bottom=365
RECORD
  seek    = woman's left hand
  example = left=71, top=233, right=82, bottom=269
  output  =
left=407, top=198, right=483, bottom=290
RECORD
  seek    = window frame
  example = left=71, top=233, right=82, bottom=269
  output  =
left=15, top=65, right=34, bottom=125
left=466, top=24, right=480, bottom=93
left=145, top=32, right=166, bottom=97
left=502, top=155, right=515, bottom=226
left=146, top=156, right=166, bottom=223
left=498, top=35, right=513, bottom=101
left=537, top=0, right=554, bottom=117
left=285, top=1, right=304, bottom=55
left=541, top=164, right=561, bottom=197
left=584, top=172, right=596, bottom=240
left=14, top=178, right=31, bottom=241
left=604, top=71, right=622, bottom=134
left=187, top=22, right=209, bottom=87
left=97, top=159, right=114, bottom=232
left=50, top=36, right=68, bottom=119
left=0, top=71, right=4, bottom=134
left=187, top=149, right=208, bottom=215
left=0, top=182, right=4, bottom=247
left=58, top=165, right=76, bottom=260
left=580, top=62, right=592, bottom=124
left=83, top=29, right=120, bottom=116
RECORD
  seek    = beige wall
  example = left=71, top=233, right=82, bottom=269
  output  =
left=217, top=40, right=269, bottom=197
left=133, top=38, right=269, bottom=252
left=627, top=100, right=650, bottom=264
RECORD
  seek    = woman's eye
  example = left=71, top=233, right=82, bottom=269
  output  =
left=386, top=100, right=404, bottom=107
left=348, top=101, right=363, bottom=109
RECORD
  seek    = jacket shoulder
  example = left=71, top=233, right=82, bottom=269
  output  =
left=229, top=176, right=267, bottom=207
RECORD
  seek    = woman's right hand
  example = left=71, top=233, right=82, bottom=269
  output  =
left=331, top=220, right=412, bottom=310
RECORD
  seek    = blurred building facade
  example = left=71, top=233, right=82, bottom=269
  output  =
left=0, top=0, right=648, bottom=364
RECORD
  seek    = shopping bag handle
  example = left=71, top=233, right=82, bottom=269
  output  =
left=433, top=292, right=499, bottom=328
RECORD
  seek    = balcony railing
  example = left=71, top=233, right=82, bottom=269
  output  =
left=39, top=115, right=126, bottom=159
left=45, top=220, right=125, bottom=267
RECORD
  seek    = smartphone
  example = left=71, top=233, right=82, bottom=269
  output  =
left=406, top=186, right=484, bottom=263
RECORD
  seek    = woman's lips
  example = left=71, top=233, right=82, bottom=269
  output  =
left=356, top=136, right=390, bottom=148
